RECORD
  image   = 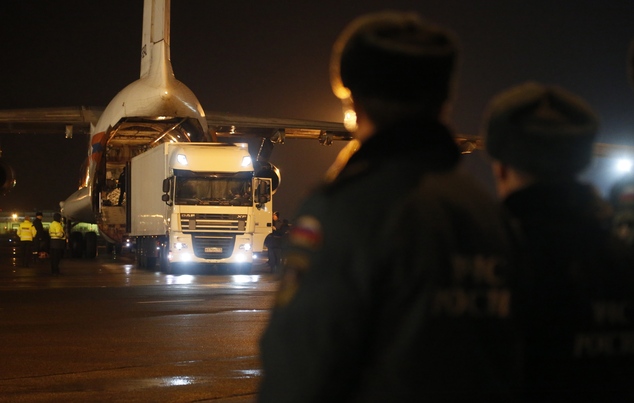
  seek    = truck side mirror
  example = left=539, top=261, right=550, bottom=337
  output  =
left=162, top=178, right=172, bottom=206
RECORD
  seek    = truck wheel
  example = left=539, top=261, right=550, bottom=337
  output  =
left=85, top=232, right=97, bottom=259
left=135, top=247, right=145, bottom=268
left=70, top=232, right=84, bottom=258
left=159, top=244, right=171, bottom=273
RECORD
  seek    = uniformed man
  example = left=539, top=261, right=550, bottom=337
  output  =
left=258, top=12, right=524, bottom=402
left=33, top=211, right=46, bottom=258
left=267, top=212, right=289, bottom=273
left=48, top=212, right=65, bottom=275
left=484, top=82, right=634, bottom=401
left=18, top=215, right=36, bottom=267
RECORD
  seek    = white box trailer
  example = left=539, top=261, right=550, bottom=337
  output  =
left=129, top=142, right=273, bottom=273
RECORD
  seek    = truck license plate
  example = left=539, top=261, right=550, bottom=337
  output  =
left=205, top=247, right=222, bottom=253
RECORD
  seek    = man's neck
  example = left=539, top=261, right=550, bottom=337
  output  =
left=492, top=161, right=536, bottom=199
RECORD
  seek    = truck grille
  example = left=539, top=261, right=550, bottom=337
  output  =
left=180, top=213, right=246, bottom=232
left=191, top=233, right=236, bottom=259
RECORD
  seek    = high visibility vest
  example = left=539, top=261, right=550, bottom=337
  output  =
left=49, top=221, right=65, bottom=240
left=18, top=221, right=35, bottom=241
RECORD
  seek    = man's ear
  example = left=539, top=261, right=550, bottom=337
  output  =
left=491, top=160, right=508, bottom=181
left=490, top=160, right=512, bottom=199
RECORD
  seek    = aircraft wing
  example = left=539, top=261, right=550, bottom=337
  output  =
left=592, top=142, right=634, bottom=159
left=0, top=107, right=102, bottom=137
left=0, top=107, right=631, bottom=158
left=0, top=106, right=351, bottom=142
left=454, top=134, right=634, bottom=159
left=205, top=111, right=351, bottom=142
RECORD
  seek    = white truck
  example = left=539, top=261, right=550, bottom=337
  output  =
left=128, top=142, right=273, bottom=273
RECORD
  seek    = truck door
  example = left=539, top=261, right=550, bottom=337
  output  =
left=253, top=177, right=272, bottom=253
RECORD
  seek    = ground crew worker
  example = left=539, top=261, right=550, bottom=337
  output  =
left=117, top=167, right=127, bottom=206
left=266, top=212, right=287, bottom=273
left=258, top=12, right=524, bottom=402
left=18, top=216, right=36, bottom=267
left=48, top=212, right=65, bottom=275
left=484, top=82, right=634, bottom=401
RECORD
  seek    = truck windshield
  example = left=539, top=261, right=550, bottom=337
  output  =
left=174, top=176, right=253, bottom=206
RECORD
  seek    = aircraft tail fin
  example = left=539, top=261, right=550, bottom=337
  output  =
left=140, top=0, right=171, bottom=79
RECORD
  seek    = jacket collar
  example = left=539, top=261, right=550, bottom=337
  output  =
left=331, top=119, right=460, bottom=187
left=504, top=181, right=611, bottom=226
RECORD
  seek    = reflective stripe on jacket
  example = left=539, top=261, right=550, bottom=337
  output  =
left=18, top=221, right=35, bottom=241
left=49, top=221, right=65, bottom=240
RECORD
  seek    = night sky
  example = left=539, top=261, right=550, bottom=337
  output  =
left=1, top=0, right=633, bottom=217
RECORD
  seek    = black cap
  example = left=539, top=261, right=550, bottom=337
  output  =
left=36, top=212, right=43, bottom=217
left=330, top=11, right=457, bottom=104
left=53, top=213, right=62, bottom=221
left=484, top=82, right=598, bottom=177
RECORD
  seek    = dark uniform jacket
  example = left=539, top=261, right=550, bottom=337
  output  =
left=259, top=120, right=524, bottom=402
left=33, top=217, right=45, bottom=251
left=504, top=182, right=634, bottom=402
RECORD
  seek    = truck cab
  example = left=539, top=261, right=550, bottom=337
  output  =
left=130, top=142, right=273, bottom=274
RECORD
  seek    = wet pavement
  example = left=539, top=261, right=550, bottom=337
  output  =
left=0, top=249, right=276, bottom=288
left=0, top=250, right=277, bottom=402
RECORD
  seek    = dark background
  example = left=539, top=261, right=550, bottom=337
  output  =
left=1, top=0, right=633, bottom=219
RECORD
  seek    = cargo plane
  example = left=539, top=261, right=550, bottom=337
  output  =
left=0, top=0, right=350, bottom=258
left=0, top=0, right=632, bottom=259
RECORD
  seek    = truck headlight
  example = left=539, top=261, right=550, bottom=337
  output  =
left=239, top=243, right=252, bottom=251
left=181, top=252, right=192, bottom=261
left=174, top=242, right=188, bottom=250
